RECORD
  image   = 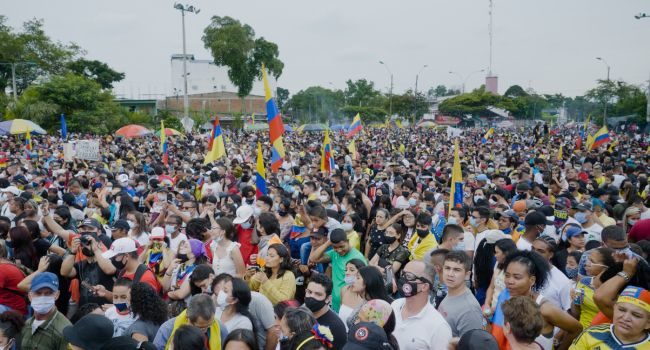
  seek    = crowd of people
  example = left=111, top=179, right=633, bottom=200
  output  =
left=0, top=122, right=649, bottom=350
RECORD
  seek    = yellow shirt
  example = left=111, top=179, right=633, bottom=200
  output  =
left=597, top=213, right=616, bottom=227
left=249, top=270, right=296, bottom=305
left=407, top=233, right=438, bottom=261
left=347, top=231, right=360, bottom=251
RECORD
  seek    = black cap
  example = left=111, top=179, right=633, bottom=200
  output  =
left=524, top=211, right=547, bottom=226
left=110, top=219, right=130, bottom=231
left=78, top=218, right=102, bottom=230
left=457, top=329, right=499, bottom=350
left=576, top=202, right=593, bottom=211
left=342, top=322, right=391, bottom=350
left=63, top=314, right=114, bottom=349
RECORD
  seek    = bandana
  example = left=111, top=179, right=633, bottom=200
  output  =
left=617, top=286, right=650, bottom=313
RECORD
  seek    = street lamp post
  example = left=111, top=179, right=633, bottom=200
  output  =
left=634, top=12, right=648, bottom=19
left=379, top=61, right=393, bottom=117
left=448, top=69, right=485, bottom=94
left=173, top=3, right=200, bottom=131
left=413, top=65, right=428, bottom=119
left=0, top=62, right=36, bottom=100
left=596, top=57, right=611, bottom=124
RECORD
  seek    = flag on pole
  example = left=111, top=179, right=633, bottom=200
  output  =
left=448, top=139, right=463, bottom=213
left=582, top=114, right=591, bottom=140
left=60, top=114, right=68, bottom=140
left=204, top=116, right=226, bottom=165
left=347, top=113, right=363, bottom=138
left=321, top=129, right=335, bottom=173
left=262, top=63, right=285, bottom=172
left=481, top=127, right=494, bottom=144
left=160, top=121, right=169, bottom=166
left=607, top=140, right=618, bottom=153
left=590, top=126, right=611, bottom=150
left=575, top=137, right=582, bottom=152
left=25, top=128, right=32, bottom=151
left=255, top=142, right=267, bottom=198
left=557, top=145, right=563, bottom=161
left=347, top=140, right=357, bottom=160
left=586, top=134, right=595, bottom=150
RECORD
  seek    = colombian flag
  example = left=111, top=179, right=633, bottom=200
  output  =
left=25, top=128, right=32, bottom=151
left=448, top=139, right=463, bottom=213
left=255, top=142, right=267, bottom=198
left=590, top=126, right=611, bottom=150
left=160, top=121, right=168, bottom=166
left=481, top=127, right=494, bottom=144
left=347, top=113, right=362, bottom=138
left=490, top=290, right=512, bottom=349
left=321, top=129, right=335, bottom=173
left=204, top=116, right=226, bottom=165
left=262, top=63, right=286, bottom=172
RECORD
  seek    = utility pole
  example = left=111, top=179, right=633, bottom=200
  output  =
left=596, top=57, right=611, bottom=125
left=173, top=3, right=200, bottom=132
left=413, top=65, right=427, bottom=120
left=379, top=61, right=393, bottom=117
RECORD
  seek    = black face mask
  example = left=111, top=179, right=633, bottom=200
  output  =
left=177, top=253, right=189, bottom=263
left=111, top=256, right=126, bottom=270
left=384, top=236, right=397, bottom=244
left=304, top=296, right=327, bottom=312
left=402, top=191, right=410, bottom=197
left=416, top=229, right=429, bottom=238
left=568, top=185, right=577, bottom=193
left=81, top=247, right=94, bottom=257
left=397, top=278, right=421, bottom=298
left=278, top=210, right=288, bottom=217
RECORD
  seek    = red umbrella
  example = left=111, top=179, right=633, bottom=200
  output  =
left=115, top=124, right=152, bottom=138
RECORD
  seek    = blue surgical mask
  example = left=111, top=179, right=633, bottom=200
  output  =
left=241, top=222, right=252, bottom=229
left=453, top=241, right=466, bottom=251
left=408, top=198, right=417, bottom=207
left=469, top=217, right=478, bottom=227
left=565, top=266, right=579, bottom=279
left=574, top=212, right=588, bottom=224
left=447, top=217, right=458, bottom=225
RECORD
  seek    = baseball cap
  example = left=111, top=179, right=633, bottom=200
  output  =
left=524, top=211, right=547, bottom=226
left=63, top=314, right=114, bottom=350
left=457, top=329, right=499, bottom=350
left=150, top=226, right=165, bottom=240
left=342, top=322, right=391, bottom=350
left=31, top=272, right=60, bottom=292
left=233, top=205, right=254, bottom=224
left=496, top=209, right=519, bottom=222
left=0, top=186, right=22, bottom=196
left=617, top=286, right=650, bottom=313
left=485, top=229, right=512, bottom=244
left=79, top=218, right=102, bottom=231
left=102, top=237, right=138, bottom=259
left=310, top=227, right=328, bottom=238
left=476, top=174, right=489, bottom=182
left=117, top=173, right=129, bottom=184
left=576, top=202, right=593, bottom=212
left=110, top=219, right=130, bottom=231
left=565, top=227, right=585, bottom=240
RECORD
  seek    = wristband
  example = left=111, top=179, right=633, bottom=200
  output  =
left=617, top=271, right=630, bottom=282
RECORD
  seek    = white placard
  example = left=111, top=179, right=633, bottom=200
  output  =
left=74, top=140, right=100, bottom=161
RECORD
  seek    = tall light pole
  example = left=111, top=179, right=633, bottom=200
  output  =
left=448, top=69, right=485, bottom=93
left=0, top=62, right=36, bottom=100
left=379, top=60, right=393, bottom=117
left=174, top=3, right=200, bottom=131
left=413, top=65, right=428, bottom=119
left=596, top=57, right=611, bottom=125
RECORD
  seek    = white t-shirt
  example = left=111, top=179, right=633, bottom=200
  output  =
left=104, top=306, right=136, bottom=337
left=583, top=223, right=603, bottom=242
left=391, top=298, right=452, bottom=350
left=168, top=233, right=188, bottom=254
left=517, top=237, right=533, bottom=251
left=540, top=266, right=572, bottom=311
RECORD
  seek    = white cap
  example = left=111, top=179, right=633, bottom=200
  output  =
left=395, top=196, right=410, bottom=210
left=117, top=174, right=129, bottom=184
left=0, top=186, right=22, bottom=196
left=150, top=227, right=165, bottom=240
left=233, top=205, right=254, bottom=224
left=74, top=170, right=86, bottom=177
left=485, top=230, right=512, bottom=244
left=102, top=237, right=138, bottom=259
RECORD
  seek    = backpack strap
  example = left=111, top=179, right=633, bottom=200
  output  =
left=133, top=264, right=148, bottom=285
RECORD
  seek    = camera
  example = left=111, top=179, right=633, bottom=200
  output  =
left=80, top=236, right=91, bottom=246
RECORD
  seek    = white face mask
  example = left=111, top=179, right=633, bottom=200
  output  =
left=31, top=295, right=56, bottom=314
left=341, top=223, right=353, bottom=232
left=216, top=290, right=229, bottom=309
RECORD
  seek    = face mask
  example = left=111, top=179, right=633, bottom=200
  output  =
left=245, top=198, right=255, bottom=205
left=136, top=185, right=145, bottom=191
left=416, top=229, right=429, bottom=238
left=502, top=227, right=512, bottom=235
left=253, top=207, right=262, bottom=218
left=384, top=236, right=397, bottom=244
left=165, top=225, right=176, bottom=234
left=31, top=295, right=56, bottom=314
left=319, top=195, right=329, bottom=203
left=278, top=210, right=288, bottom=217
left=447, top=217, right=458, bottom=225
left=157, top=195, right=167, bottom=202
left=565, top=266, right=579, bottom=279
left=397, top=278, right=421, bottom=298
left=304, top=296, right=327, bottom=312
left=402, top=191, right=410, bottom=198
left=111, top=256, right=126, bottom=271
left=283, top=175, right=291, bottom=182
left=574, top=212, right=588, bottom=224
left=628, top=219, right=637, bottom=227
left=216, top=290, right=228, bottom=309
left=568, top=185, right=577, bottom=193
left=344, top=275, right=356, bottom=286
left=489, top=199, right=497, bottom=206
left=241, top=222, right=252, bottom=229
left=473, top=195, right=484, bottom=203
left=469, top=217, right=479, bottom=227
left=341, top=223, right=353, bottom=232
left=408, top=198, right=417, bottom=207
left=340, top=205, right=347, bottom=213
left=291, top=191, right=299, bottom=199
left=177, top=253, right=189, bottom=263
left=114, top=302, right=129, bottom=313
left=127, top=220, right=136, bottom=229
left=453, top=241, right=465, bottom=251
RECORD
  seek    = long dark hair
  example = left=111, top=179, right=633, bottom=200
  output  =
left=9, top=226, right=37, bottom=271
left=22, top=220, right=41, bottom=240
left=495, top=239, right=518, bottom=270
left=224, top=329, right=258, bottom=350
left=130, top=283, right=168, bottom=326
left=189, top=264, right=214, bottom=296
left=230, top=278, right=258, bottom=340
left=172, top=325, right=207, bottom=350
left=358, top=266, right=392, bottom=303
left=258, top=212, right=280, bottom=236
left=265, top=243, right=293, bottom=279
left=473, top=239, right=496, bottom=289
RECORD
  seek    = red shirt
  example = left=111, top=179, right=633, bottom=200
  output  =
left=628, top=218, right=650, bottom=242
left=121, top=268, right=162, bottom=294
left=236, top=225, right=258, bottom=265
left=0, top=262, right=27, bottom=315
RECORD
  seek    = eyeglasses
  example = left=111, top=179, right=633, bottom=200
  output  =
left=182, top=206, right=195, bottom=210
left=585, top=260, right=609, bottom=268
left=400, top=272, right=430, bottom=285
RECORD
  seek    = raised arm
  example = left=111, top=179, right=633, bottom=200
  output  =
left=309, top=240, right=332, bottom=264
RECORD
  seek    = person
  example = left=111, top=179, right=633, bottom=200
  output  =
left=224, top=329, right=258, bottom=350
left=352, top=299, right=399, bottom=350
left=62, top=313, right=114, bottom=350
left=127, top=211, right=150, bottom=246
left=517, top=211, right=546, bottom=251
left=437, top=224, right=466, bottom=252
left=341, top=213, right=361, bottom=251
left=438, top=251, right=484, bottom=337
left=501, top=296, right=545, bottom=350
left=369, top=223, right=410, bottom=276
left=0, top=244, right=26, bottom=315
left=342, top=322, right=394, bottom=350
left=483, top=238, right=517, bottom=314
left=574, top=202, right=603, bottom=243
left=365, top=208, right=388, bottom=260
left=571, top=247, right=615, bottom=328
left=8, top=226, right=38, bottom=272
left=99, top=237, right=162, bottom=298
left=163, top=239, right=208, bottom=302
left=233, top=205, right=258, bottom=266
left=248, top=243, right=296, bottom=305
left=304, top=273, right=347, bottom=349
left=344, top=266, right=393, bottom=329
left=104, top=277, right=136, bottom=336
left=453, top=329, right=499, bottom=350
left=125, top=282, right=168, bottom=342
left=169, top=325, right=208, bottom=350
left=532, top=236, right=572, bottom=311
left=473, top=230, right=511, bottom=306
left=18, top=272, right=72, bottom=350
left=153, top=294, right=228, bottom=350
left=256, top=212, right=283, bottom=261
left=551, top=224, right=585, bottom=275
left=569, top=286, right=650, bottom=349
left=214, top=277, right=256, bottom=333
left=309, top=228, right=366, bottom=312
left=339, top=259, right=367, bottom=329
left=139, top=227, right=173, bottom=284
left=490, top=250, right=583, bottom=350
left=210, top=217, right=245, bottom=278
left=0, top=311, right=24, bottom=350
left=278, top=308, right=333, bottom=350
left=407, top=212, right=439, bottom=261
left=164, top=215, right=188, bottom=254
left=391, top=260, right=452, bottom=350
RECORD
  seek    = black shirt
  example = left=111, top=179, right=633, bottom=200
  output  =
left=73, top=260, right=114, bottom=306
left=317, top=309, right=347, bottom=349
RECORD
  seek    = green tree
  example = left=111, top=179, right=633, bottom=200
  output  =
left=202, top=16, right=284, bottom=101
left=438, top=87, right=502, bottom=116
left=67, top=59, right=124, bottom=89
left=434, top=85, right=447, bottom=97
left=391, top=90, right=429, bottom=118
left=504, top=85, right=528, bottom=98
left=344, top=79, right=380, bottom=107
left=276, top=87, right=289, bottom=111
left=285, top=86, right=344, bottom=123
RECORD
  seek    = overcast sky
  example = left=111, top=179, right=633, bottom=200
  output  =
left=4, top=0, right=650, bottom=98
